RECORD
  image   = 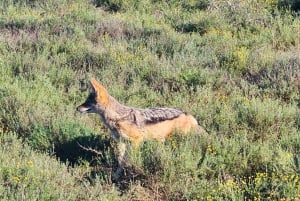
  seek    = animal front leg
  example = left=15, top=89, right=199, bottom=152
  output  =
left=110, top=130, right=126, bottom=180
left=113, top=142, right=126, bottom=181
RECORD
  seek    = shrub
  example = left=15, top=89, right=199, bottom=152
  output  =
left=0, top=132, right=120, bottom=200
left=0, top=0, right=299, bottom=199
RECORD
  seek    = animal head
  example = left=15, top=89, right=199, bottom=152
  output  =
left=76, top=78, right=109, bottom=113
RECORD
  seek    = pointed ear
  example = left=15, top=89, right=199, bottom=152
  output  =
left=89, top=80, right=96, bottom=94
left=90, top=78, right=98, bottom=88
left=89, top=78, right=109, bottom=106
left=90, top=78, right=106, bottom=93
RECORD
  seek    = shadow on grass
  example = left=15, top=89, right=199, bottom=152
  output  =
left=54, top=134, right=147, bottom=192
left=54, top=135, right=113, bottom=166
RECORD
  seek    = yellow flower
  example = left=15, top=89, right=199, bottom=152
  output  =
left=253, top=195, right=261, bottom=201
left=13, top=176, right=20, bottom=183
left=225, top=179, right=238, bottom=189
left=207, top=145, right=213, bottom=152
left=27, top=160, right=34, bottom=168
left=206, top=195, right=212, bottom=201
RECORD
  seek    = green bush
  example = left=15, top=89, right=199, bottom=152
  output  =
left=0, top=132, right=120, bottom=200
left=0, top=0, right=299, bottom=200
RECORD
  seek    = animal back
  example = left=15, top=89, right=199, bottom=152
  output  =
left=141, top=107, right=185, bottom=124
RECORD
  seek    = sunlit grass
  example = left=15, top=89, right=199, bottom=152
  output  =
left=0, top=0, right=299, bottom=200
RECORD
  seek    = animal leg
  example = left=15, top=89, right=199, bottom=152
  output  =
left=113, top=142, right=127, bottom=181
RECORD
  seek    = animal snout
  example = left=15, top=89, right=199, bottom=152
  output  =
left=76, top=105, right=92, bottom=113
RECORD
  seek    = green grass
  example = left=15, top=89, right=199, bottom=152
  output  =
left=0, top=0, right=299, bottom=200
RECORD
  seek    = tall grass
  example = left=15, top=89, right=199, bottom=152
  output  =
left=0, top=0, right=299, bottom=200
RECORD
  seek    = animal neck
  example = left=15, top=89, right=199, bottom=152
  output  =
left=97, top=96, right=131, bottom=132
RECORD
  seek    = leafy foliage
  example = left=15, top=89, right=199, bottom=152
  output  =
left=0, top=0, right=299, bottom=200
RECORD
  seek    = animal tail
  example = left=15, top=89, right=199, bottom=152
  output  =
left=188, top=114, right=209, bottom=136
left=196, top=125, right=209, bottom=136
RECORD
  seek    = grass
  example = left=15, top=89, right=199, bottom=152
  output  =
left=0, top=0, right=299, bottom=200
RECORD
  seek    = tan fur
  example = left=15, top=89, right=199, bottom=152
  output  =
left=77, top=78, right=207, bottom=179
left=116, top=114, right=199, bottom=147
left=90, top=78, right=109, bottom=107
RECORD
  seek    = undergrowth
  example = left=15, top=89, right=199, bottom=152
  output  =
left=0, top=0, right=299, bottom=200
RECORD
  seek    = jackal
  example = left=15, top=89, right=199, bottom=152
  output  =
left=77, top=78, right=206, bottom=178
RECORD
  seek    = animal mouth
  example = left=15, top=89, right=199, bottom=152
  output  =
left=77, top=106, right=93, bottom=113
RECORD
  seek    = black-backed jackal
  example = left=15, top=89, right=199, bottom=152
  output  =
left=77, top=78, right=207, bottom=179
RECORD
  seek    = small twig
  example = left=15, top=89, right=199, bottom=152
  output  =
left=77, top=142, right=103, bottom=156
